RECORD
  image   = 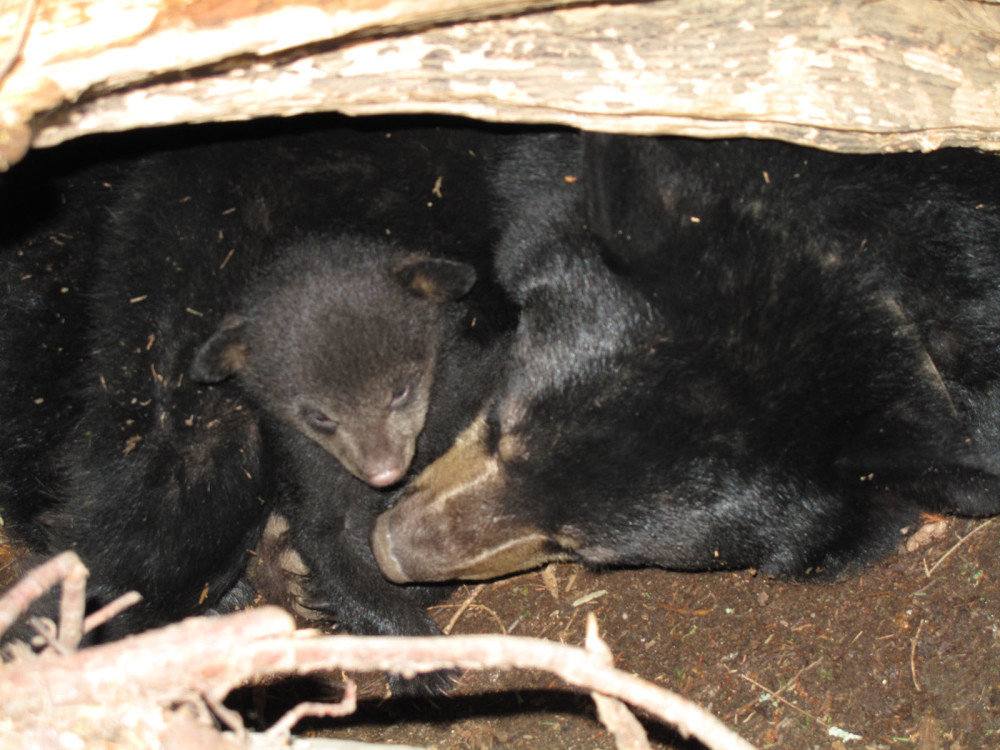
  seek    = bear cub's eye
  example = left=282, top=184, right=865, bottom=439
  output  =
left=390, top=381, right=413, bottom=409
left=303, top=409, right=338, bottom=434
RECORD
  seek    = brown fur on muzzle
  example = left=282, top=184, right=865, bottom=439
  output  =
left=371, top=415, right=576, bottom=583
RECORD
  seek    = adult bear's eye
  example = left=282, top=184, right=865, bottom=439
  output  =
left=304, top=409, right=338, bottom=434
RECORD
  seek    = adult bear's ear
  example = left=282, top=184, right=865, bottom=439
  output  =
left=393, top=256, right=477, bottom=303
left=190, top=315, right=248, bottom=383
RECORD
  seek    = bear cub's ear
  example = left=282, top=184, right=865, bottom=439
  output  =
left=190, top=315, right=249, bottom=383
left=393, top=257, right=477, bottom=303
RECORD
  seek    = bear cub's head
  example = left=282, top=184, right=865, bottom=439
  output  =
left=191, top=234, right=476, bottom=488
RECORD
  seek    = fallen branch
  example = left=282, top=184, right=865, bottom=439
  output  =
left=0, top=552, right=758, bottom=750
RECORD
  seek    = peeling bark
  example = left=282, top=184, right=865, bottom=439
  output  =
left=0, top=0, right=999, bottom=163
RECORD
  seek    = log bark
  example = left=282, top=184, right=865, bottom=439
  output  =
left=1, top=0, right=999, bottom=167
left=0, top=605, right=758, bottom=750
left=0, top=552, right=757, bottom=749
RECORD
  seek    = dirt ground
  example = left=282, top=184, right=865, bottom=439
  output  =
left=264, top=515, right=1000, bottom=750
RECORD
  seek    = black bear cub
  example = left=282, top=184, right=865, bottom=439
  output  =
left=191, top=234, right=476, bottom=489
left=373, top=133, right=1000, bottom=587
left=192, top=232, right=510, bottom=695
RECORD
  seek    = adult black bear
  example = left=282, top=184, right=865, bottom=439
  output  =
left=372, top=133, right=1000, bottom=586
left=0, top=118, right=509, bottom=654
left=0, top=142, right=123, bottom=555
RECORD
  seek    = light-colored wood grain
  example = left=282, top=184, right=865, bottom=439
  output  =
left=1, top=0, right=999, bottom=166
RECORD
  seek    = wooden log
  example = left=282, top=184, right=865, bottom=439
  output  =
left=1, top=0, right=999, bottom=167
left=0, top=0, right=579, bottom=166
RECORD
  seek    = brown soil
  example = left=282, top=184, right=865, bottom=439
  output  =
left=298, top=515, right=999, bottom=749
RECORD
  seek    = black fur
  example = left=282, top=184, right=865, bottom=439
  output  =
left=256, top=310, right=509, bottom=694
left=191, top=237, right=478, bottom=489
left=372, top=133, right=1000, bottom=586
left=0, top=145, right=120, bottom=553
left=0, top=119, right=511, bottom=658
left=195, top=232, right=512, bottom=694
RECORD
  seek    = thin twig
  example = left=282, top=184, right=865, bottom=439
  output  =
left=735, top=657, right=823, bottom=722
left=57, top=560, right=88, bottom=650
left=910, top=619, right=925, bottom=692
left=442, top=584, right=484, bottom=634
left=265, top=680, right=358, bottom=738
left=738, top=672, right=829, bottom=729
left=27, top=616, right=65, bottom=653
left=832, top=631, right=864, bottom=662
left=432, top=601, right=507, bottom=634
left=925, top=518, right=994, bottom=577
left=202, top=692, right=246, bottom=742
left=83, top=591, right=144, bottom=634
left=767, top=658, right=822, bottom=700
